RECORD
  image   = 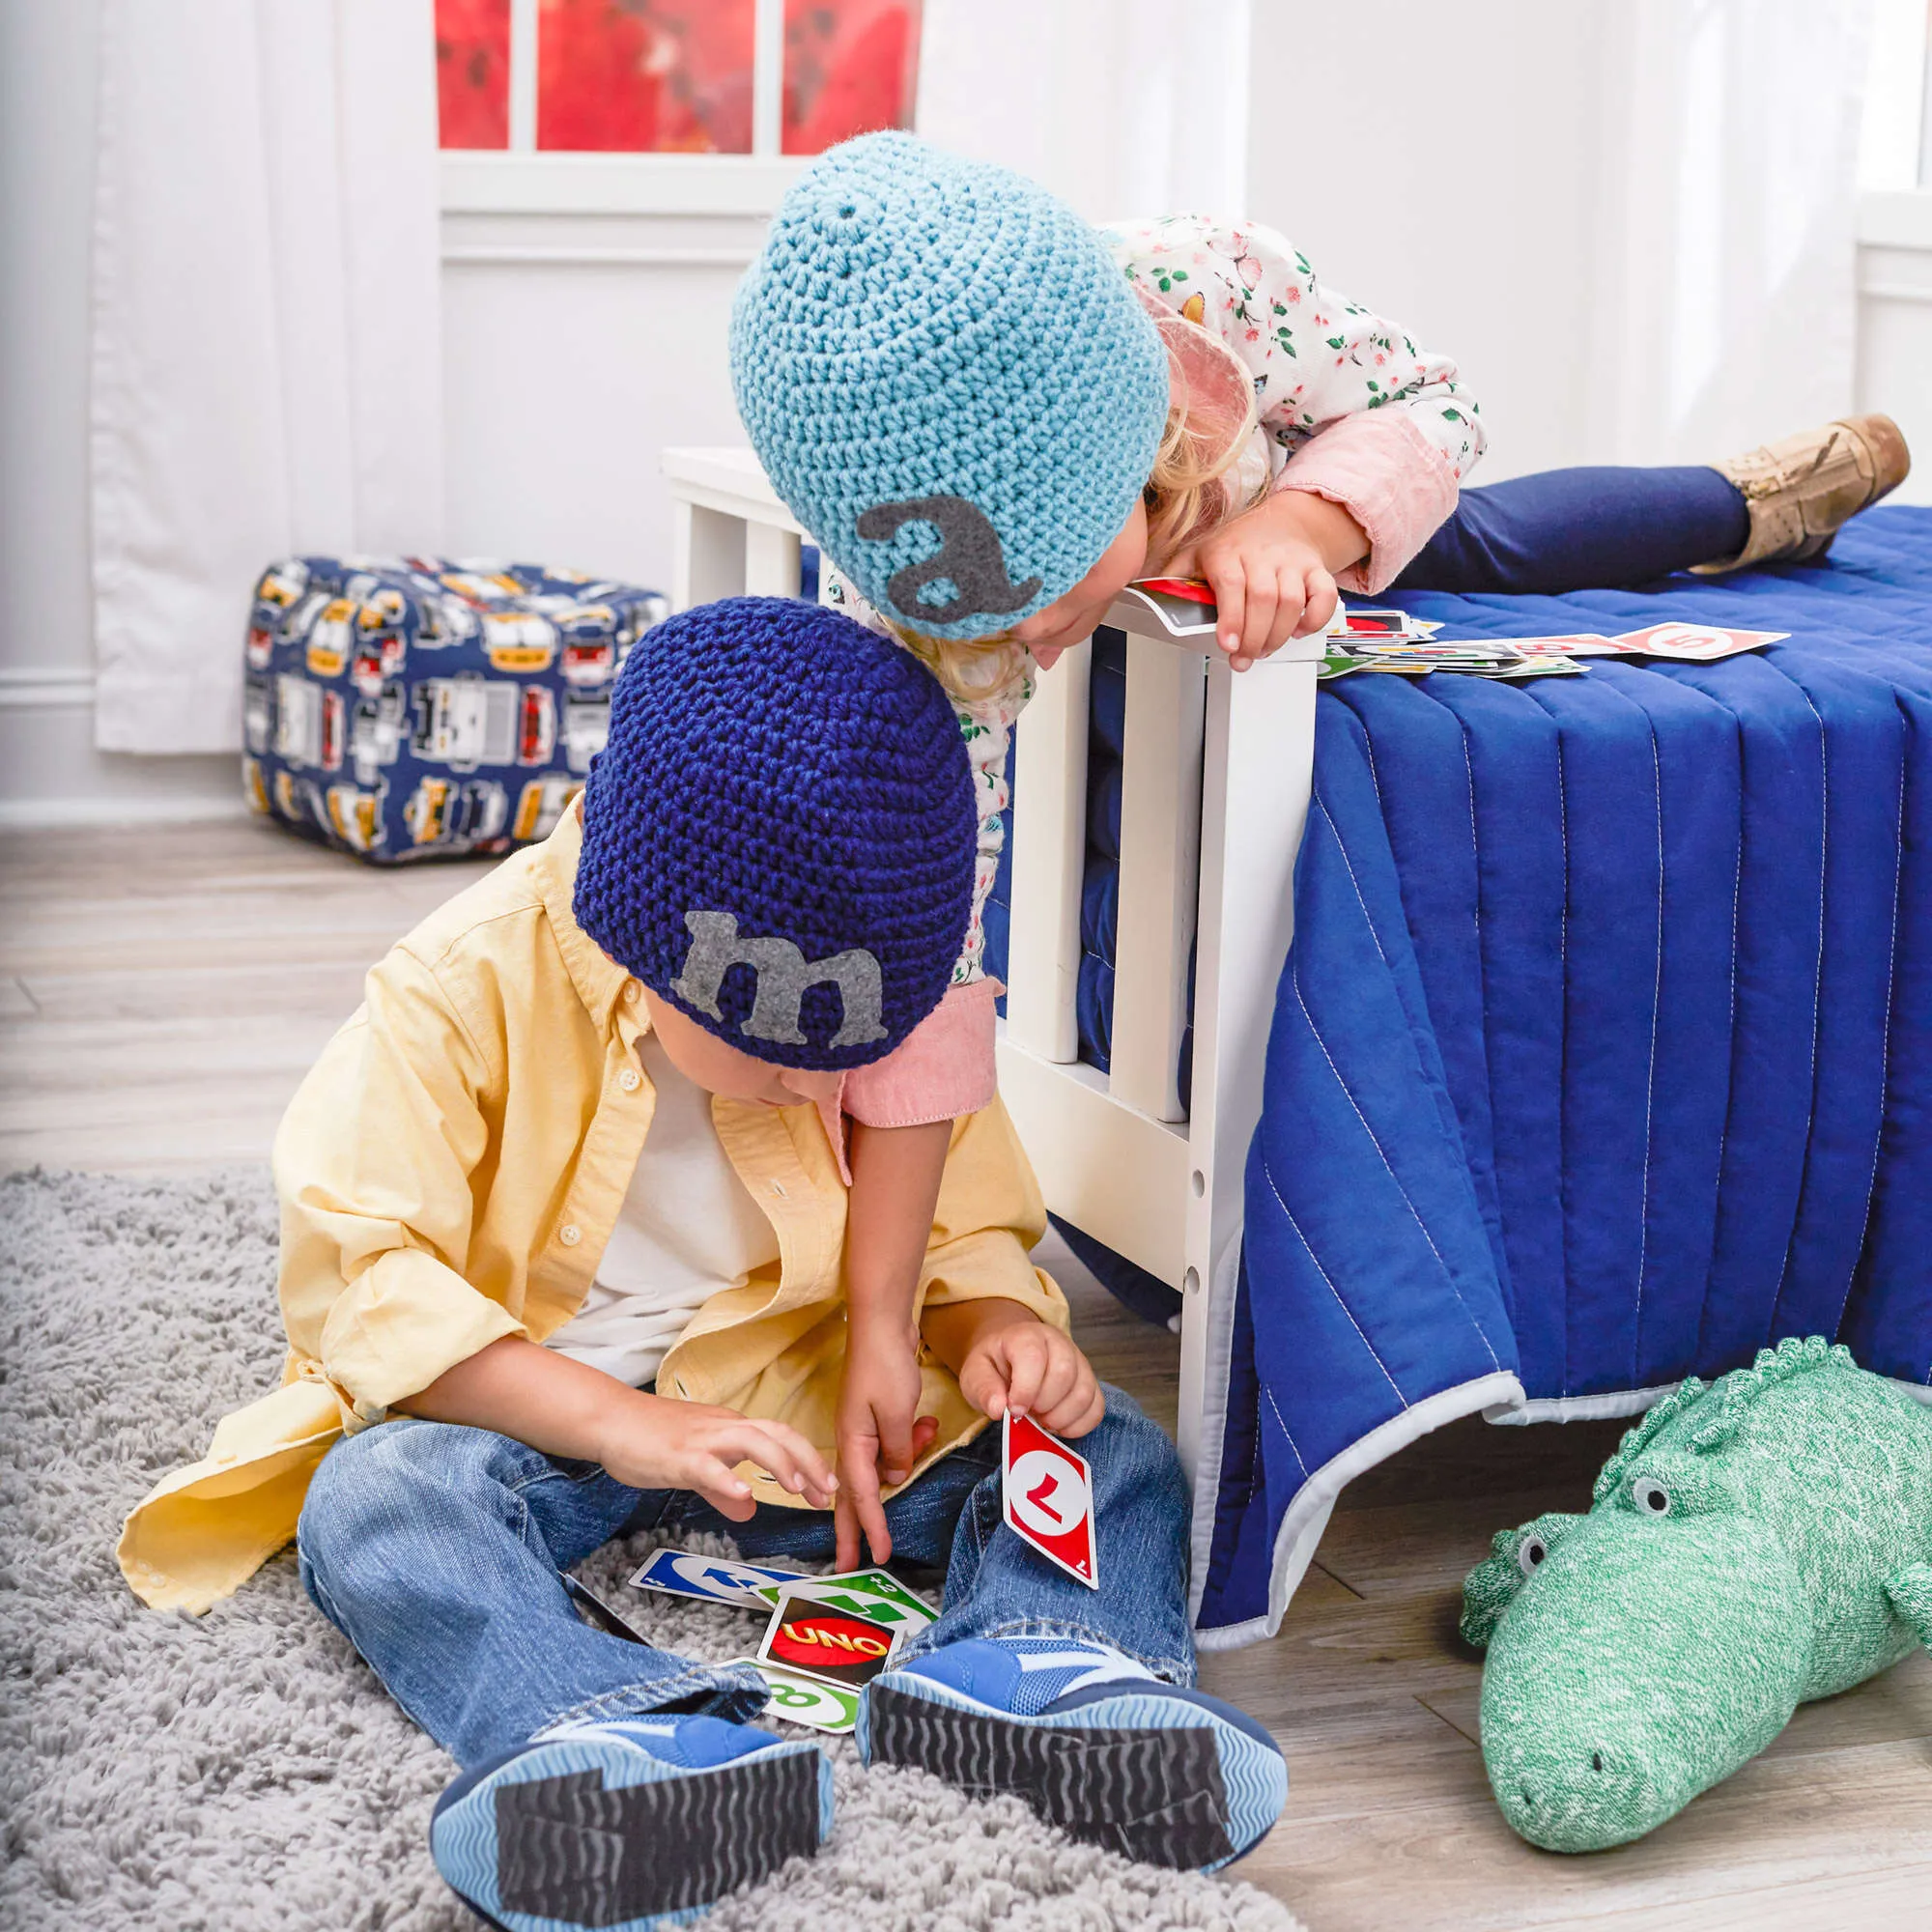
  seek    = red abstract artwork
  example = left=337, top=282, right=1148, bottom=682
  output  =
left=436, top=0, right=511, bottom=150
left=435, top=0, right=921, bottom=157
left=783, top=1, right=923, bottom=155
left=539, top=0, right=755, bottom=154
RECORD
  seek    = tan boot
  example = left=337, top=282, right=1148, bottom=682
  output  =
left=1692, top=414, right=1911, bottom=574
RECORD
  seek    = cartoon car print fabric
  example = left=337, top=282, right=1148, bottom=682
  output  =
left=242, top=555, right=668, bottom=864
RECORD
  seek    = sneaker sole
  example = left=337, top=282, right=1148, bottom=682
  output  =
left=431, top=1732, right=832, bottom=1930
left=860, top=1675, right=1286, bottom=1872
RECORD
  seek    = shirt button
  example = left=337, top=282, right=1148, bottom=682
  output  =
left=558, top=1224, right=582, bottom=1247
left=622, top=980, right=640, bottom=1004
left=618, top=1067, right=641, bottom=1092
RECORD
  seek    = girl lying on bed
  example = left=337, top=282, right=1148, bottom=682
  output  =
left=724, top=128, right=1909, bottom=1546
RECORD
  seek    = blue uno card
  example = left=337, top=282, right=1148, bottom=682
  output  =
left=628, top=1548, right=809, bottom=1607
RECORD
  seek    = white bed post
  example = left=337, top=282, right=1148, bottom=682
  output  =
left=670, top=502, right=747, bottom=611
left=1004, top=640, right=1092, bottom=1064
left=1176, top=655, right=1317, bottom=1510
left=1110, top=640, right=1207, bottom=1122
left=664, top=448, right=808, bottom=613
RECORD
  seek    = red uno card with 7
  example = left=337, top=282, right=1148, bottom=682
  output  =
left=1003, top=1411, right=1099, bottom=1589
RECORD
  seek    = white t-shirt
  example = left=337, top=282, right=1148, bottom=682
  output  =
left=545, top=1033, right=781, bottom=1388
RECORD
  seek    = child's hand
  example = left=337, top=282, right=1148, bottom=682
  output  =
left=1170, top=491, right=1368, bottom=671
left=595, top=1396, right=838, bottom=1521
left=835, top=1319, right=940, bottom=1570
left=956, top=1315, right=1105, bottom=1439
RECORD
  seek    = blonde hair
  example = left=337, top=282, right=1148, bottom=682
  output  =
left=883, top=384, right=1264, bottom=701
left=1142, top=387, right=1265, bottom=571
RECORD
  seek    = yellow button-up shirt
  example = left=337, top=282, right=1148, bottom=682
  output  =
left=119, top=802, right=1065, bottom=1614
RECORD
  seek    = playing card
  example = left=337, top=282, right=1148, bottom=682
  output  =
left=819, top=1568, right=937, bottom=1619
left=1343, top=637, right=1523, bottom=661
left=1131, top=576, right=1217, bottom=606
left=727, top=1658, right=862, bottom=1735
left=1002, top=1411, right=1099, bottom=1590
left=1337, top=607, right=1438, bottom=638
left=751, top=1572, right=937, bottom=1634
left=563, top=1576, right=645, bottom=1643
left=629, top=1548, right=809, bottom=1607
left=1119, top=582, right=1219, bottom=637
left=756, top=1588, right=904, bottom=1691
left=1489, top=633, right=1623, bottom=657
left=1612, top=621, right=1788, bottom=660
left=1468, top=655, right=1585, bottom=679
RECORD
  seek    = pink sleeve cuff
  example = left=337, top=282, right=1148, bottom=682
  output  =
left=1271, top=409, right=1460, bottom=596
left=841, top=980, right=1000, bottom=1130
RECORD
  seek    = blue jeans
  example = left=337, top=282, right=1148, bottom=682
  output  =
left=297, top=1385, right=1193, bottom=1768
left=1397, top=464, right=1751, bottom=594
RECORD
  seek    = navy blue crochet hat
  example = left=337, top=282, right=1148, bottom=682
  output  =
left=730, top=131, right=1169, bottom=641
left=574, top=596, right=976, bottom=1070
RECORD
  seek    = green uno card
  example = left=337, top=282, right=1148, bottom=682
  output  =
left=820, top=1569, right=936, bottom=1620
left=752, top=1572, right=936, bottom=1633
left=731, top=1658, right=861, bottom=1735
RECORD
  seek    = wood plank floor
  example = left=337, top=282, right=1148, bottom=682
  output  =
left=4, top=818, right=1928, bottom=1929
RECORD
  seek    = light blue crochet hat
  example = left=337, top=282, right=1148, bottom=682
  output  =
left=730, top=131, right=1169, bottom=640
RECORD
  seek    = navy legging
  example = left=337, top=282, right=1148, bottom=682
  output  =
left=1394, top=465, right=1750, bottom=596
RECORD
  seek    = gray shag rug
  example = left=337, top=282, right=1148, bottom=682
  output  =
left=0, top=1168, right=1304, bottom=1932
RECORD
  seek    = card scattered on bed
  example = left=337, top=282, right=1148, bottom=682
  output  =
left=1321, top=616, right=1788, bottom=680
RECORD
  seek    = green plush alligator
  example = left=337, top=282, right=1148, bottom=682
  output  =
left=1461, top=1336, right=1932, bottom=1852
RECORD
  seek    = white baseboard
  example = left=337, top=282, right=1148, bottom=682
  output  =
left=0, top=681, right=241, bottom=831
left=0, top=791, right=246, bottom=831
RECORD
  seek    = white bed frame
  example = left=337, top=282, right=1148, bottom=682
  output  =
left=664, top=447, right=1322, bottom=1602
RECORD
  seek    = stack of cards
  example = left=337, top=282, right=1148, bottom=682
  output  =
left=627, top=1551, right=939, bottom=1736
left=1321, top=618, right=1788, bottom=682
left=1118, top=579, right=1787, bottom=680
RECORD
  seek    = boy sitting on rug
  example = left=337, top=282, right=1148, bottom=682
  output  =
left=118, top=596, right=1286, bottom=1931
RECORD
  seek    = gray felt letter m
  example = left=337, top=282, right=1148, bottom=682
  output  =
left=670, top=910, right=887, bottom=1050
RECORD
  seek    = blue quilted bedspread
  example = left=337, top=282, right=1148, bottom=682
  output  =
left=993, top=507, right=1932, bottom=1646
left=1196, top=504, right=1932, bottom=1642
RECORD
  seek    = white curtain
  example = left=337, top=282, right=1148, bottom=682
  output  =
left=90, top=0, right=442, bottom=754
left=1581, top=0, right=1877, bottom=465
left=915, top=0, right=1251, bottom=221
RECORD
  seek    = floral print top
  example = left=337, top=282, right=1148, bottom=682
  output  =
left=1103, top=213, right=1486, bottom=489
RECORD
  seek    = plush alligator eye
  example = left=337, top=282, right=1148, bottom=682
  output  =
left=1518, top=1535, right=1548, bottom=1577
left=1632, top=1476, right=1672, bottom=1516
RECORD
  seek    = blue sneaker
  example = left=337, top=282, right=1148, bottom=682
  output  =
left=430, top=1714, right=833, bottom=1929
left=858, top=1637, right=1285, bottom=1872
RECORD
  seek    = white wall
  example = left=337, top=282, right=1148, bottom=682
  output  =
left=439, top=204, right=758, bottom=590
left=1242, top=2, right=1613, bottom=483
left=1857, top=194, right=1932, bottom=504
left=1246, top=1, right=1890, bottom=483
